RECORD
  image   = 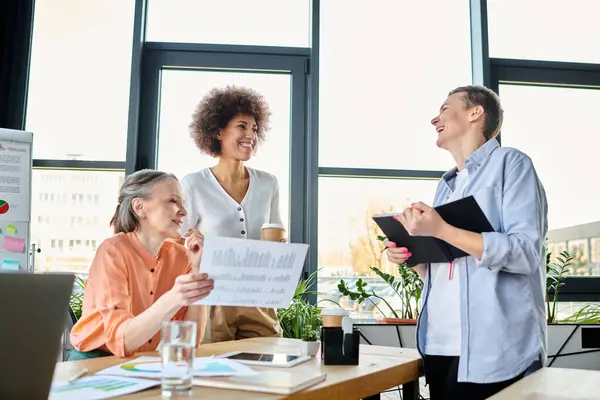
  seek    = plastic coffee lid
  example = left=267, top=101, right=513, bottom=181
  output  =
left=320, top=308, right=349, bottom=316
left=261, top=223, right=286, bottom=230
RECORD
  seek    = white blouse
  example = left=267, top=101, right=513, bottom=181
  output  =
left=180, top=167, right=283, bottom=240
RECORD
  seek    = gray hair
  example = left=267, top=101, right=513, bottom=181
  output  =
left=110, top=169, right=177, bottom=234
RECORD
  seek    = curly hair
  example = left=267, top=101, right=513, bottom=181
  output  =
left=189, top=86, right=271, bottom=156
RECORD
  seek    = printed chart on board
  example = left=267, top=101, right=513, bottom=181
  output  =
left=0, top=129, right=32, bottom=272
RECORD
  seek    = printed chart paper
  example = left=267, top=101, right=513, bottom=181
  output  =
left=0, top=140, right=30, bottom=222
left=193, top=236, right=309, bottom=308
left=96, top=356, right=257, bottom=379
left=49, top=375, right=158, bottom=400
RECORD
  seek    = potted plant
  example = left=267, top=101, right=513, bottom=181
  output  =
left=546, top=248, right=600, bottom=324
left=338, top=264, right=423, bottom=324
left=277, top=269, right=340, bottom=357
left=69, top=275, right=86, bottom=321
left=300, top=327, right=321, bottom=357
left=546, top=249, right=573, bottom=323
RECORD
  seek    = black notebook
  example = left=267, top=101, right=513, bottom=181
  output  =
left=372, top=196, right=494, bottom=266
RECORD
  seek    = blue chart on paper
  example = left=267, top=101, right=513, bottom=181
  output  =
left=196, top=362, right=238, bottom=374
left=52, top=378, right=136, bottom=393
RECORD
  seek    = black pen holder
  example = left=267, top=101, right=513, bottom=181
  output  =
left=321, top=326, right=360, bottom=365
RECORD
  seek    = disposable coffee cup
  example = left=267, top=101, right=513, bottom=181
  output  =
left=261, top=223, right=286, bottom=242
left=321, top=308, right=349, bottom=328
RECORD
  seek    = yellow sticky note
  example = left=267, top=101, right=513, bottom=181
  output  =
left=6, top=224, right=16, bottom=234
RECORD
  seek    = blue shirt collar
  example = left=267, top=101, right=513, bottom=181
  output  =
left=442, top=138, right=500, bottom=183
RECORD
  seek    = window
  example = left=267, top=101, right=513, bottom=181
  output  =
left=30, top=170, right=124, bottom=272
left=146, top=0, right=310, bottom=47
left=26, top=0, right=135, bottom=161
left=487, top=0, right=600, bottom=63
left=317, top=177, right=439, bottom=319
left=568, top=240, right=590, bottom=276
left=499, top=85, right=600, bottom=230
left=318, top=0, right=471, bottom=170
left=156, top=70, right=292, bottom=229
left=499, top=84, right=600, bottom=276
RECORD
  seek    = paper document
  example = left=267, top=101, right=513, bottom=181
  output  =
left=0, top=140, right=31, bottom=222
left=193, top=236, right=309, bottom=308
left=96, top=356, right=258, bottom=379
left=194, top=369, right=327, bottom=395
left=49, top=375, right=158, bottom=400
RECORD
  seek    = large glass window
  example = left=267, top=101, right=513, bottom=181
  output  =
left=487, top=0, right=600, bottom=63
left=146, top=0, right=311, bottom=48
left=26, top=0, right=135, bottom=161
left=30, top=170, right=124, bottom=272
left=499, top=84, right=600, bottom=276
left=499, top=85, right=600, bottom=230
left=317, top=177, right=439, bottom=318
left=318, top=0, right=471, bottom=170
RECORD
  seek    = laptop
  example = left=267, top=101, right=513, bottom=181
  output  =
left=0, top=272, right=74, bottom=399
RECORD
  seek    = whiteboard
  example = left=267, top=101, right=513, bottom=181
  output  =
left=0, top=128, right=32, bottom=272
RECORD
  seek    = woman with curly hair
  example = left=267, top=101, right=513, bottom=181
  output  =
left=180, top=85, right=283, bottom=343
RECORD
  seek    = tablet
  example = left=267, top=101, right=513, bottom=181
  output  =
left=218, top=351, right=311, bottom=368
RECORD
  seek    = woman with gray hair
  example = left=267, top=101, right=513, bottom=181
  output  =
left=69, top=169, right=214, bottom=359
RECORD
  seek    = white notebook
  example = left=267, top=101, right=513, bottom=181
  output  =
left=193, top=369, right=326, bottom=395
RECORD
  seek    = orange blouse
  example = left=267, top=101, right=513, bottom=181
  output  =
left=70, top=232, right=192, bottom=357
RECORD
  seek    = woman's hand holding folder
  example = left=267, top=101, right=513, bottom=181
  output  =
left=382, top=239, right=412, bottom=264
left=393, top=202, right=446, bottom=238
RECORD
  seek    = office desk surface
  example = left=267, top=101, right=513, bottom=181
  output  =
left=54, top=337, right=422, bottom=399
left=489, top=367, right=600, bottom=400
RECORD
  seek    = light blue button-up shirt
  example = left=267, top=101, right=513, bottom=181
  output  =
left=416, top=138, right=548, bottom=383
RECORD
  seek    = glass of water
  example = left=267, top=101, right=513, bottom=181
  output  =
left=160, top=321, right=197, bottom=397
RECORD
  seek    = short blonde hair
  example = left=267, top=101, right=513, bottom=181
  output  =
left=449, top=85, right=504, bottom=140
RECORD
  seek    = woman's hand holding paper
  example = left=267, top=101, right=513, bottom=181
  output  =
left=183, top=228, right=204, bottom=272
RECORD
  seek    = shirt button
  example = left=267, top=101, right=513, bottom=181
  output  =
left=237, top=207, right=242, bottom=211
left=148, top=339, right=152, bottom=344
left=241, top=230, right=246, bottom=234
left=240, top=218, right=244, bottom=222
left=150, top=291, right=154, bottom=295
left=150, top=268, right=155, bottom=273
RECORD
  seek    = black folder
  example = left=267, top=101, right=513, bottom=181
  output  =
left=372, top=196, right=494, bottom=267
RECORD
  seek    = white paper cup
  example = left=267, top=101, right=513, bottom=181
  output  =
left=261, top=223, right=286, bottom=242
left=321, top=308, right=349, bottom=328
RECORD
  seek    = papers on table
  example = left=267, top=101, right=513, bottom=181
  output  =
left=194, top=369, right=327, bottom=395
left=96, top=356, right=258, bottom=379
left=49, top=375, right=158, bottom=400
left=193, top=236, right=309, bottom=308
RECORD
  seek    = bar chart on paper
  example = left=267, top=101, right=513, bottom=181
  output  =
left=195, top=236, right=309, bottom=308
left=211, top=247, right=296, bottom=269
left=49, top=376, right=158, bottom=400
